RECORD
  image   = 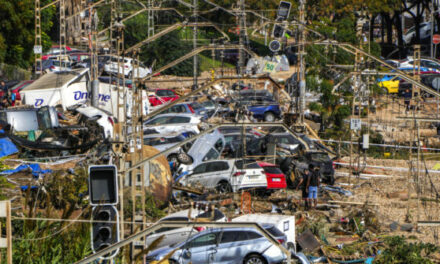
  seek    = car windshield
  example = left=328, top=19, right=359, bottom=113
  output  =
left=189, top=102, right=202, bottom=110
left=275, top=135, right=298, bottom=144
left=201, top=101, right=215, bottom=108
left=310, top=153, right=331, bottom=162
left=144, top=136, right=184, bottom=146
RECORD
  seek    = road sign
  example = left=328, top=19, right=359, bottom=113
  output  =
left=350, top=118, right=361, bottom=130
left=433, top=34, right=440, bottom=45
left=33, top=45, right=42, bottom=54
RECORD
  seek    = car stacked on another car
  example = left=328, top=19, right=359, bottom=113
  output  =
left=236, top=89, right=282, bottom=122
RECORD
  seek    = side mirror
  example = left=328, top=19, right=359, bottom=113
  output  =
left=183, top=249, right=191, bottom=259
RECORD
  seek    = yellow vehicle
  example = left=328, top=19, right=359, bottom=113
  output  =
left=378, top=76, right=400, bottom=94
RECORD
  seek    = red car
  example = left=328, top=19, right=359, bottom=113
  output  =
left=148, top=89, right=179, bottom=106
left=0, top=80, right=34, bottom=102
left=258, top=162, right=287, bottom=190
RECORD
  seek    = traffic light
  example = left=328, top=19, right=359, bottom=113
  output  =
left=277, top=1, right=291, bottom=21
left=88, top=165, right=120, bottom=259
left=91, top=205, right=120, bottom=259
left=88, top=165, right=118, bottom=206
left=272, top=24, right=285, bottom=39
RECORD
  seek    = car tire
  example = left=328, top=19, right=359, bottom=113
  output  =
left=264, top=112, right=275, bottom=122
left=167, top=154, right=178, bottom=163
left=244, top=254, right=267, bottom=264
left=177, top=152, right=193, bottom=165
left=217, top=181, right=232, bottom=193
left=127, top=71, right=132, bottom=79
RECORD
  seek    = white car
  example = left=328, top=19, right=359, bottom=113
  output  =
left=398, top=58, right=440, bottom=73
left=104, top=56, right=152, bottom=78
left=143, top=113, right=201, bottom=135
left=180, top=159, right=268, bottom=193
left=145, top=208, right=227, bottom=248
left=404, top=22, right=437, bottom=44
left=178, top=129, right=225, bottom=172
left=75, top=105, right=115, bottom=138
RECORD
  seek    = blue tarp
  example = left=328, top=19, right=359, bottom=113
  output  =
left=0, top=163, right=52, bottom=178
left=0, top=137, right=18, bottom=158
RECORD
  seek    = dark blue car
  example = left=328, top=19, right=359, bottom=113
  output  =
left=237, top=90, right=281, bottom=122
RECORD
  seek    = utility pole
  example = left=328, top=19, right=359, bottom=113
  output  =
left=298, top=0, right=306, bottom=124
left=60, top=0, right=66, bottom=69
left=34, top=0, right=43, bottom=75
left=148, top=0, right=155, bottom=38
left=88, top=3, right=99, bottom=107
left=193, top=0, right=198, bottom=88
left=0, top=200, right=12, bottom=264
left=238, top=0, right=246, bottom=75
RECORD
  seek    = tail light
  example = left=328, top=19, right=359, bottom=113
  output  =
left=108, top=117, right=114, bottom=126
left=233, top=172, right=245, bottom=177
left=277, top=239, right=285, bottom=244
left=332, top=161, right=336, bottom=169
left=194, top=227, right=205, bottom=232
left=124, top=65, right=129, bottom=68
left=50, top=66, right=55, bottom=69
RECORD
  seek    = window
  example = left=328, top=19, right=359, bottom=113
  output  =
left=146, top=116, right=171, bottom=125
left=203, top=148, right=219, bottom=161
left=198, top=210, right=225, bottom=221
left=187, top=233, right=217, bottom=248
left=207, top=162, right=229, bottom=172
left=214, top=139, right=224, bottom=152
left=235, top=160, right=260, bottom=169
left=262, top=166, right=283, bottom=175
left=220, top=231, right=249, bottom=244
left=170, top=116, right=190, bottom=123
left=166, top=90, right=175, bottom=97
left=266, top=226, right=285, bottom=237
left=310, top=153, right=331, bottom=162
left=156, top=90, right=169, bottom=97
left=193, top=164, right=207, bottom=174
left=246, top=231, right=262, bottom=240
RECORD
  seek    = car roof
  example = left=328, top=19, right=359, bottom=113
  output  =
left=143, top=133, right=182, bottom=138
left=152, top=113, right=196, bottom=118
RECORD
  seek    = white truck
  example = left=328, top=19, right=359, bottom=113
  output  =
left=232, top=214, right=296, bottom=253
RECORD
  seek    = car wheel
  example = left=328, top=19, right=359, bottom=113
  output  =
left=264, top=112, right=275, bottom=122
left=128, top=71, right=132, bottom=79
left=167, top=154, right=178, bottom=163
left=217, top=181, right=232, bottom=193
left=177, top=152, right=193, bottom=165
left=244, top=254, right=266, bottom=264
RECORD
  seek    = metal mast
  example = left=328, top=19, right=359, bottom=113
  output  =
left=34, top=0, right=43, bottom=75
left=193, top=0, right=198, bottom=88
left=60, top=0, right=66, bottom=62
left=148, top=0, right=155, bottom=38
left=298, top=0, right=306, bottom=124
left=238, top=0, right=246, bottom=75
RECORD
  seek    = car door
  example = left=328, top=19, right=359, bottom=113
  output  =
left=205, top=161, right=231, bottom=188
left=184, top=163, right=208, bottom=186
left=214, top=231, right=253, bottom=263
left=181, top=232, right=219, bottom=264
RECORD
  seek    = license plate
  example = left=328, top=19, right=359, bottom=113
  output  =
left=272, top=178, right=281, bottom=182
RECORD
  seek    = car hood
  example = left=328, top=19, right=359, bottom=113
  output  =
left=147, top=243, right=181, bottom=259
